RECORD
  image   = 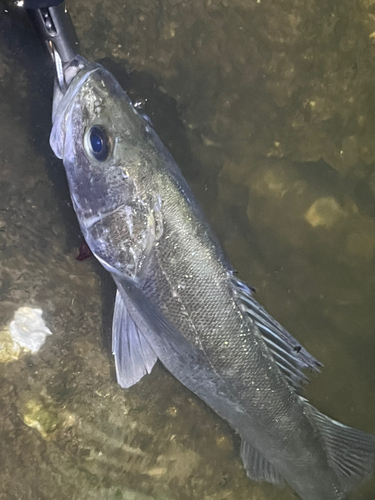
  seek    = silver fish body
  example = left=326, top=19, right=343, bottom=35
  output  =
left=50, top=56, right=375, bottom=500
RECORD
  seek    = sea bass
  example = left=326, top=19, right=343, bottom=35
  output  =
left=50, top=56, right=375, bottom=500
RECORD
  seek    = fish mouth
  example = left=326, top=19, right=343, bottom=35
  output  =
left=50, top=56, right=100, bottom=159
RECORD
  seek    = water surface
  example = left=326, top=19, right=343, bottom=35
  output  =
left=0, top=0, right=375, bottom=499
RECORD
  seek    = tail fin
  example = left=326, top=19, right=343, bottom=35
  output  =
left=307, top=403, right=375, bottom=495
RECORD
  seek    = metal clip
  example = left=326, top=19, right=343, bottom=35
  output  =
left=26, top=2, right=79, bottom=91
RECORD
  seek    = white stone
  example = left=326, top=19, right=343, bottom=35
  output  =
left=9, top=307, right=52, bottom=353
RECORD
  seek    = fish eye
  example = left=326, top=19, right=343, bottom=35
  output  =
left=86, top=125, right=110, bottom=161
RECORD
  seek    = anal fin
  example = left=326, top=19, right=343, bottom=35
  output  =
left=240, top=438, right=285, bottom=485
left=112, top=289, right=157, bottom=388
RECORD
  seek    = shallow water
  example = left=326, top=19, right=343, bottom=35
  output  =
left=0, top=0, right=375, bottom=499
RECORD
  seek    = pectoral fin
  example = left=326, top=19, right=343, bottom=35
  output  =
left=112, top=289, right=157, bottom=388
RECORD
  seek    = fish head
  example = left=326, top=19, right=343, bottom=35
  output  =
left=50, top=56, right=143, bottom=227
left=50, top=56, right=162, bottom=279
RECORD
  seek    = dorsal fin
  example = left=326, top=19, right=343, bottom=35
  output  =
left=230, top=276, right=322, bottom=390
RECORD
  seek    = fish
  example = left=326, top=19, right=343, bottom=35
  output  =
left=50, top=55, right=375, bottom=500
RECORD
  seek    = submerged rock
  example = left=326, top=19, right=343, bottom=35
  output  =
left=21, top=398, right=61, bottom=439
left=304, top=197, right=346, bottom=228
left=0, top=328, right=21, bottom=363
